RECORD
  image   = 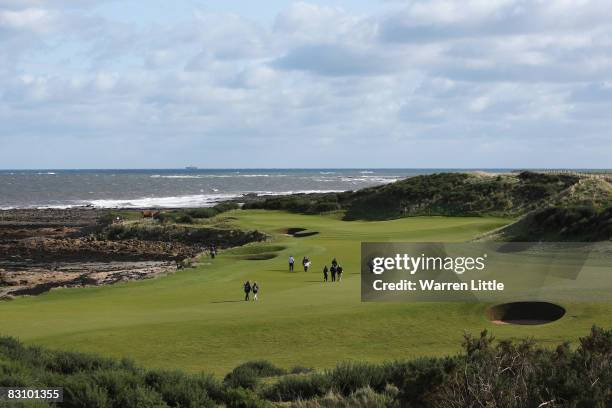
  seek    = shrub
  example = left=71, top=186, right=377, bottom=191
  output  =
left=224, top=361, right=286, bottom=392
left=224, top=367, right=260, bottom=390
left=290, top=365, right=314, bottom=375
left=393, top=359, right=454, bottom=407
left=174, top=213, right=194, bottom=224
left=232, top=360, right=286, bottom=378
left=144, top=370, right=219, bottom=407
left=62, top=376, right=110, bottom=408
left=44, top=351, right=119, bottom=375
left=326, top=361, right=387, bottom=396
left=186, top=208, right=218, bottom=219
left=291, top=387, right=398, bottom=408
left=184, top=202, right=239, bottom=219
left=213, top=202, right=240, bottom=213
left=433, top=327, right=612, bottom=408
left=1, top=327, right=611, bottom=407
left=223, top=387, right=273, bottom=408
left=263, top=373, right=332, bottom=401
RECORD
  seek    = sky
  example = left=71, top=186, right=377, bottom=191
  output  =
left=1, top=0, right=611, bottom=169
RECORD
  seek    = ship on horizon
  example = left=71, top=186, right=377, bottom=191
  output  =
left=185, top=166, right=198, bottom=170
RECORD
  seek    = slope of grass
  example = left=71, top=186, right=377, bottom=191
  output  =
left=1, top=210, right=611, bottom=376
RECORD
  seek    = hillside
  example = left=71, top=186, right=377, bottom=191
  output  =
left=244, top=171, right=580, bottom=220
left=242, top=171, right=612, bottom=241
left=481, top=206, right=612, bottom=242
left=343, top=171, right=579, bottom=220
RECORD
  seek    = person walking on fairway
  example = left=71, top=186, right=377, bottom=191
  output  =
left=289, top=256, right=295, bottom=272
left=323, top=265, right=329, bottom=282
left=330, top=264, right=337, bottom=282
left=243, top=280, right=251, bottom=301
left=303, top=256, right=311, bottom=272
left=252, top=281, right=259, bottom=301
left=337, top=265, right=343, bottom=281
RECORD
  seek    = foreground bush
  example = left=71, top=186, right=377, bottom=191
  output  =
left=1, top=327, right=610, bottom=407
left=224, top=361, right=286, bottom=390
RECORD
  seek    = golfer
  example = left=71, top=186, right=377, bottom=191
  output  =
left=303, top=256, right=311, bottom=272
left=252, top=281, right=259, bottom=301
left=243, top=281, right=251, bottom=301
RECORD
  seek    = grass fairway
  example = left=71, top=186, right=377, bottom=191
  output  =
left=1, top=210, right=611, bottom=376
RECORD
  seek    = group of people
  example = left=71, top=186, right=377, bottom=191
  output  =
left=288, top=256, right=311, bottom=272
left=243, top=280, right=259, bottom=301
left=242, top=256, right=345, bottom=301
left=322, top=258, right=343, bottom=282
left=288, top=255, right=344, bottom=282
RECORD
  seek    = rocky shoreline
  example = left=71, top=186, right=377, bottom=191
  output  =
left=0, top=207, right=260, bottom=298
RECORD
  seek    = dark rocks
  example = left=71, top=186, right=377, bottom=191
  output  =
left=0, top=207, right=265, bottom=298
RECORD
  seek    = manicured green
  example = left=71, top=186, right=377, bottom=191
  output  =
left=1, top=210, right=611, bottom=376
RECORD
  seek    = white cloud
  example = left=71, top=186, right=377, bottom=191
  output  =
left=0, top=8, right=55, bottom=32
left=0, top=0, right=611, bottom=168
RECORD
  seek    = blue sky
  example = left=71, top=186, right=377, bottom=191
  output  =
left=1, top=0, right=611, bottom=169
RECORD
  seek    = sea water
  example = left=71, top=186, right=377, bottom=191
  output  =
left=0, top=168, right=511, bottom=209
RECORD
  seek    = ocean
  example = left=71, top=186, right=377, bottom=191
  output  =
left=0, top=168, right=512, bottom=209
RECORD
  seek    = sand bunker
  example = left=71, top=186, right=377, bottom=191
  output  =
left=284, top=228, right=319, bottom=238
left=227, top=244, right=286, bottom=261
left=487, top=302, right=565, bottom=325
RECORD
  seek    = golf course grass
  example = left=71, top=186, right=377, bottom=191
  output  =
left=1, top=210, right=611, bottom=376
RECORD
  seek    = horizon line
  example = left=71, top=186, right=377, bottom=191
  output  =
left=2, top=167, right=612, bottom=171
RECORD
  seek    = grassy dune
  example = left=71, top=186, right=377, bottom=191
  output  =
left=1, top=210, right=611, bottom=376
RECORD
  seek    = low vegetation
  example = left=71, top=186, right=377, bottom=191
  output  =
left=96, top=203, right=266, bottom=248
left=244, top=172, right=580, bottom=220
left=492, top=206, right=612, bottom=241
left=242, top=171, right=612, bottom=242
left=1, top=327, right=610, bottom=407
left=98, top=203, right=240, bottom=227
left=102, top=222, right=266, bottom=248
left=154, top=203, right=241, bottom=224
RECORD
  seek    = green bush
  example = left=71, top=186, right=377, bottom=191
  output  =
left=62, top=376, right=110, bottom=408
left=514, top=206, right=612, bottom=241
left=213, top=202, right=240, bottom=213
left=222, top=387, right=273, bottom=408
left=153, top=212, right=174, bottom=224
left=238, top=361, right=286, bottom=377
left=144, top=370, right=219, bottom=407
left=224, top=367, right=260, bottom=390
left=174, top=213, right=194, bottom=224
left=326, top=361, right=387, bottom=396
left=290, top=365, right=313, bottom=375
left=1, top=327, right=610, bottom=407
left=223, top=360, right=286, bottom=390
left=185, top=208, right=218, bottom=219
left=181, top=202, right=240, bottom=220
left=224, top=361, right=286, bottom=391
left=263, top=373, right=332, bottom=401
